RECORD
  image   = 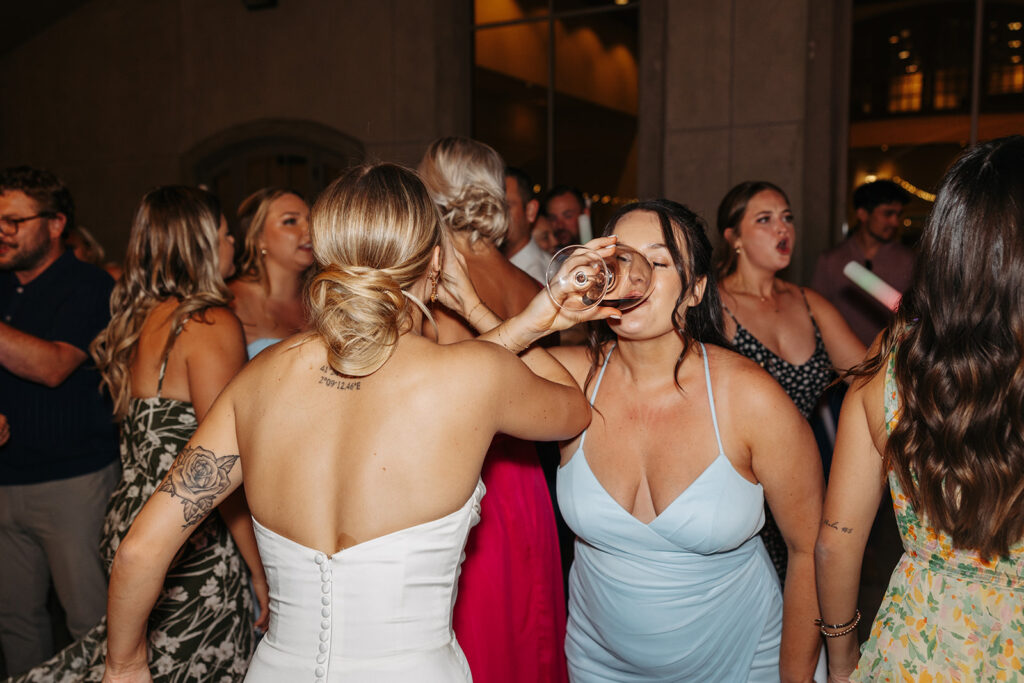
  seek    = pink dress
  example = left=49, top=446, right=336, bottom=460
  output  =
left=452, top=435, right=569, bottom=682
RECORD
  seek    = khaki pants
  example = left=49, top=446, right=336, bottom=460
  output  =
left=0, top=461, right=119, bottom=676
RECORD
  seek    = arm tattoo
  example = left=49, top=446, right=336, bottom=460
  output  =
left=822, top=518, right=854, bottom=534
left=158, top=445, right=239, bottom=529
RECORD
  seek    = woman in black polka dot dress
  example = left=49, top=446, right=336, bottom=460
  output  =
left=716, top=181, right=865, bottom=582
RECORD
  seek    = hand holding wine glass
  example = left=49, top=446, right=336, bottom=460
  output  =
left=546, top=238, right=655, bottom=313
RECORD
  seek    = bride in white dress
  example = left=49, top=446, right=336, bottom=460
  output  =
left=101, top=163, right=613, bottom=683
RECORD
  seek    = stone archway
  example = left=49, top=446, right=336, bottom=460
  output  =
left=183, top=119, right=365, bottom=223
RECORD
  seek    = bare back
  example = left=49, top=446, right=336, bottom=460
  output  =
left=434, top=239, right=539, bottom=342
left=129, top=299, right=247, bottom=419
left=228, top=332, right=560, bottom=555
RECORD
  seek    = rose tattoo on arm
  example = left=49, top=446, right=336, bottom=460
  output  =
left=158, top=445, right=239, bottom=529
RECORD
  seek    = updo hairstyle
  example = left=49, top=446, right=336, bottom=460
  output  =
left=307, top=163, right=444, bottom=377
left=417, top=136, right=508, bottom=246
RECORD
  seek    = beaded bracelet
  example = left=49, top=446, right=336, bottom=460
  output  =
left=814, top=609, right=860, bottom=637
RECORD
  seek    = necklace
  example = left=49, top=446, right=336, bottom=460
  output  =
left=730, top=278, right=781, bottom=313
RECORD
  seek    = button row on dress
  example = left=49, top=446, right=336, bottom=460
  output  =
left=314, top=551, right=332, bottom=682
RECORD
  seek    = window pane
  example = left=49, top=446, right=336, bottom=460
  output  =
left=473, top=23, right=550, bottom=186
left=982, top=1, right=1024, bottom=111
left=553, top=0, right=637, bottom=11
left=552, top=8, right=638, bottom=228
left=849, top=1, right=974, bottom=239
left=851, top=1, right=974, bottom=119
left=474, top=0, right=549, bottom=26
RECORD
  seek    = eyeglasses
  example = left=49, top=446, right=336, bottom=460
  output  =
left=0, top=213, right=54, bottom=236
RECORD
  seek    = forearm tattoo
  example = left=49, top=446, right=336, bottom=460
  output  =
left=822, top=518, right=854, bottom=534
left=158, top=445, right=238, bottom=529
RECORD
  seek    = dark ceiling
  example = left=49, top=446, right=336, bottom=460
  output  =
left=0, top=0, right=93, bottom=56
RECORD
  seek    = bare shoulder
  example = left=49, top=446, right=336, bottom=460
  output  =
left=847, top=344, right=890, bottom=442
left=188, top=306, right=244, bottom=332
left=704, top=343, right=799, bottom=417
left=179, top=306, right=245, bottom=350
left=801, top=286, right=839, bottom=314
left=439, top=337, right=514, bottom=370
left=547, top=344, right=591, bottom=385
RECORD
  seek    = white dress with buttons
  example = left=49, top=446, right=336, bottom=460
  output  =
left=244, top=480, right=484, bottom=682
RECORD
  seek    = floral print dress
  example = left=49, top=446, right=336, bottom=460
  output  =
left=851, top=354, right=1024, bottom=682
left=8, top=390, right=255, bottom=682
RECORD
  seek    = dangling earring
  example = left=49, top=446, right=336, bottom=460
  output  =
left=429, top=274, right=438, bottom=303
left=734, top=245, right=741, bottom=254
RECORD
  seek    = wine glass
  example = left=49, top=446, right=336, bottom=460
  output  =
left=545, top=244, right=654, bottom=312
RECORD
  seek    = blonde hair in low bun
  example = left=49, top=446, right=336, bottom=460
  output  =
left=307, top=163, right=443, bottom=377
left=418, top=137, right=508, bottom=246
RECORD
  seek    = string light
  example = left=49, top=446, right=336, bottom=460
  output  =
left=892, top=176, right=936, bottom=202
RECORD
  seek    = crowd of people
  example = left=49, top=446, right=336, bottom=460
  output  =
left=0, top=134, right=1020, bottom=683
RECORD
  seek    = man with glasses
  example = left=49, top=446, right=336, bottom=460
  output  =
left=0, top=167, right=118, bottom=675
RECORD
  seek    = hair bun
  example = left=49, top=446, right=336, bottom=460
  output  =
left=308, top=264, right=407, bottom=377
left=440, top=184, right=508, bottom=245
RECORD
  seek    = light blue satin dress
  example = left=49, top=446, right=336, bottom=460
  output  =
left=557, top=344, right=783, bottom=682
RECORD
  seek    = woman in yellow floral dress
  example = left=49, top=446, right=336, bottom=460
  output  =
left=815, top=135, right=1024, bottom=683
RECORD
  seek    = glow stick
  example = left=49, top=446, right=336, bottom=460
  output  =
left=842, top=261, right=901, bottom=312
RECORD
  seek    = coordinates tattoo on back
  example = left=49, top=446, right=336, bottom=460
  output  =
left=822, top=518, right=854, bottom=534
left=158, top=445, right=238, bottom=528
left=318, top=365, right=361, bottom=391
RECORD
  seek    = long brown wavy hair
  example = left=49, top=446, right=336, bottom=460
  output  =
left=90, top=186, right=230, bottom=420
left=857, top=135, right=1024, bottom=559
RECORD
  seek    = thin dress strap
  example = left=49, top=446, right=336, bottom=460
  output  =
left=721, top=303, right=740, bottom=326
left=798, top=287, right=815, bottom=320
left=579, top=343, right=616, bottom=450
left=156, top=355, right=169, bottom=398
left=700, top=342, right=726, bottom=456
left=588, top=343, right=616, bottom=407
left=156, top=319, right=188, bottom=399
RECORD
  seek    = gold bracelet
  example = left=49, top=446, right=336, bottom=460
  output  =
left=467, top=301, right=487, bottom=329
left=496, top=324, right=526, bottom=355
left=814, top=609, right=860, bottom=637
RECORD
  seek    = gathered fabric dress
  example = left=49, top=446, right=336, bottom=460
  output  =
left=6, top=359, right=255, bottom=683
left=851, top=354, right=1024, bottom=681
left=557, top=344, right=782, bottom=682
left=725, top=288, right=836, bottom=583
left=244, top=479, right=485, bottom=682
left=452, top=436, right=569, bottom=682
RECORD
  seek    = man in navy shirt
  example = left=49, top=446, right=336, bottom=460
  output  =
left=0, top=167, right=119, bottom=675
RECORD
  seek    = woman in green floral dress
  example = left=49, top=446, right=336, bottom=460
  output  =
left=816, top=136, right=1024, bottom=682
left=7, top=187, right=267, bottom=683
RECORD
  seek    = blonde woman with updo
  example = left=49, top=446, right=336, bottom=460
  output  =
left=11, top=187, right=267, bottom=683
left=418, top=137, right=570, bottom=682
left=101, top=164, right=607, bottom=682
left=229, top=188, right=313, bottom=358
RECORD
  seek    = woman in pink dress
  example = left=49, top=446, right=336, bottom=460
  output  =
left=419, top=137, right=569, bottom=682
